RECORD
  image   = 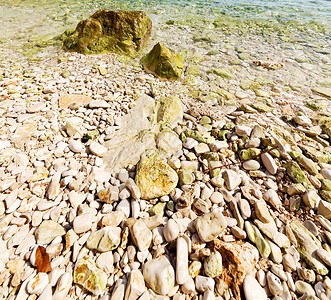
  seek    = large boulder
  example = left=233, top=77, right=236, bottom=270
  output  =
left=141, top=42, right=184, bottom=80
left=63, top=10, right=152, bottom=56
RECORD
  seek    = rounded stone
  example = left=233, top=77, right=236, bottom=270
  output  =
left=163, top=219, right=179, bottom=242
left=243, top=160, right=260, bottom=171
left=243, top=275, right=267, bottom=300
left=204, top=251, right=222, bottom=278
left=69, top=140, right=84, bottom=153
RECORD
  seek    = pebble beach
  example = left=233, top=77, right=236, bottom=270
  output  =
left=0, top=0, right=331, bottom=299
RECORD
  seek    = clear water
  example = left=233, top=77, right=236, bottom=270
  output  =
left=0, top=0, right=330, bottom=62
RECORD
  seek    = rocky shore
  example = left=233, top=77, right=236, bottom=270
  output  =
left=0, top=8, right=331, bottom=300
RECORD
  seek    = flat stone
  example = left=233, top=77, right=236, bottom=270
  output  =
left=74, top=259, right=107, bottom=296
left=26, top=273, right=49, bottom=295
left=87, top=226, right=121, bottom=252
left=176, top=237, right=189, bottom=285
left=125, top=269, right=145, bottom=300
left=163, top=219, right=179, bottom=242
left=223, top=169, right=241, bottom=191
left=73, top=213, right=94, bottom=234
left=69, top=140, right=84, bottom=153
left=261, top=153, right=278, bottom=175
left=318, top=200, right=331, bottom=219
left=243, top=160, right=260, bottom=171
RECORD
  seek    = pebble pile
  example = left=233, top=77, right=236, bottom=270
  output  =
left=0, top=48, right=331, bottom=300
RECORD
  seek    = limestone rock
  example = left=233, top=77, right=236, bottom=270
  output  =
left=135, top=150, right=178, bottom=200
left=214, top=241, right=259, bottom=299
left=194, top=210, right=227, bottom=242
left=59, top=94, right=92, bottom=109
left=204, top=251, right=222, bottom=278
left=143, top=255, right=175, bottom=295
left=156, top=96, right=183, bottom=127
left=243, top=275, right=267, bottom=300
left=130, top=220, right=152, bottom=251
left=86, top=227, right=121, bottom=252
left=156, top=129, right=182, bottom=155
left=284, top=160, right=313, bottom=188
left=63, top=10, right=152, bottom=56
left=35, top=220, right=66, bottom=244
left=142, top=42, right=184, bottom=80
left=125, top=269, right=145, bottom=300
left=74, top=259, right=107, bottom=295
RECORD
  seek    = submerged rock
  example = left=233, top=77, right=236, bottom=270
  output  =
left=63, top=10, right=152, bottom=56
left=135, top=150, right=178, bottom=200
left=141, top=42, right=184, bottom=80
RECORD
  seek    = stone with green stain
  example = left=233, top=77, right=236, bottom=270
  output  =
left=251, top=101, right=273, bottom=112
left=135, top=150, right=178, bottom=200
left=156, top=96, right=183, bottom=127
left=211, top=68, right=233, bottom=79
left=284, top=161, right=313, bottom=188
left=320, top=190, right=331, bottom=203
left=35, top=220, right=66, bottom=244
left=74, top=259, right=107, bottom=295
left=305, top=100, right=327, bottom=111
left=299, top=145, right=331, bottom=163
left=204, top=251, right=222, bottom=278
left=185, top=130, right=208, bottom=143
left=312, top=87, right=331, bottom=99
left=141, top=42, right=184, bottom=80
left=86, top=130, right=100, bottom=140
left=178, top=170, right=195, bottom=185
left=296, top=155, right=319, bottom=175
left=320, top=179, right=331, bottom=191
left=63, top=10, right=152, bottom=56
left=248, top=223, right=271, bottom=259
left=290, top=220, right=328, bottom=275
left=209, top=161, right=221, bottom=178
left=239, top=148, right=261, bottom=161
left=217, top=130, right=229, bottom=141
left=86, top=226, right=121, bottom=252
left=149, top=202, right=166, bottom=216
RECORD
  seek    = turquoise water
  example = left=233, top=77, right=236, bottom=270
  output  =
left=0, top=0, right=330, bottom=62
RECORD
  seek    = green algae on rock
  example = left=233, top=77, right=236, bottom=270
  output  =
left=74, top=259, right=107, bottom=295
left=141, top=42, right=184, bottom=80
left=135, top=150, right=178, bottom=200
left=284, top=160, right=313, bottom=189
left=63, top=10, right=152, bottom=56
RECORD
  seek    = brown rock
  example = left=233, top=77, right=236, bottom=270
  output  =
left=214, top=241, right=259, bottom=299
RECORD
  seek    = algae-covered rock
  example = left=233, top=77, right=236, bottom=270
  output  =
left=63, top=10, right=152, bottom=56
left=204, top=251, right=223, bottom=278
left=86, top=227, right=121, bottom=252
left=141, top=42, right=184, bottom=80
left=74, top=259, right=107, bottom=295
left=284, top=160, right=313, bottom=188
left=290, top=220, right=328, bottom=275
left=156, top=96, right=183, bottom=127
left=135, top=150, right=178, bottom=200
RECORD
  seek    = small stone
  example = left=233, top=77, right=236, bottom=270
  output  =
left=210, top=192, right=224, bottom=205
left=223, top=170, right=241, bottom=190
left=163, top=219, right=179, bottom=242
left=35, top=220, right=66, bottom=244
left=87, top=227, right=121, bottom=252
left=261, top=153, right=278, bottom=175
left=302, top=190, right=320, bottom=209
left=194, top=209, right=227, bottom=242
left=235, top=125, right=252, bottom=137
left=295, top=280, right=316, bottom=296
left=263, top=189, right=282, bottom=209
left=59, top=94, right=92, bottom=108
left=176, top=237, right=189, bottom=285
left=143, top=255, right=175, bottom=295
left=204, top=251, right=222, bottom=278
left=318, top=200, right=331, bottom=219
left=243, top=275, right=268, bottom=300
left=125, top=269, right=145, bottom=300
left=69, top=140, right=84, bottom=153
left=130, top=220, right=152, bottom=251
left=243, top=160, right=260, bottom=171
left=52, top=272, right=72, bottom=299
left=195, top=275, right=215, bottom=293
left=89, top=141, right=107, bottom=157
left=26, top=273, right=49, bottom=295
left=96, top=252, right=114, bottom=273
left=316, top=248, right=331, bottom=266
left=125, top=178, right=141, bottom=199
left=74, top=259, right=107, bottom=295
left=73, top=213, right=94, bottom=234
left=65, top=117, right=83, bottom=137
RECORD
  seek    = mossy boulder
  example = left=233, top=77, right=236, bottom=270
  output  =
left=63, top=10, right=152, bottom=56
left=141, top=42, right=184, bottom=80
